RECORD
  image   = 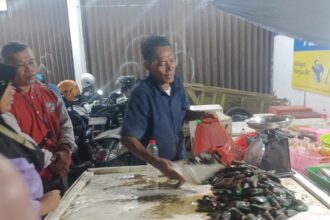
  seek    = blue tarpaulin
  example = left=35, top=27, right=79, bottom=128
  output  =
left=210, top=0, right=330, bottom=46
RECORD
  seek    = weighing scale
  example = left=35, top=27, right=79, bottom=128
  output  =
left=244, top=115, right=295, bottom=177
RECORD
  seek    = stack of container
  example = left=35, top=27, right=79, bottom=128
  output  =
left=269, top=105, right=322, bottom=118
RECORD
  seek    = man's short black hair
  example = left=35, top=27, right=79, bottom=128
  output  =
left=1, top=42, right=30, bottom=63
left=141, top=36, right=171, bottom=61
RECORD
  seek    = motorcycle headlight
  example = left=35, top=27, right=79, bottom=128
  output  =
left=94, top=148, right=110, bottom=163
left=97, top=89, right=103, bottom=96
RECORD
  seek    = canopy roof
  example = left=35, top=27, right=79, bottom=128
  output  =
left=211, top=0, right=330, bottom=46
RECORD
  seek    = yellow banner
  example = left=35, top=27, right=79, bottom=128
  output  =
left=292, top=41, right=330, bottom=96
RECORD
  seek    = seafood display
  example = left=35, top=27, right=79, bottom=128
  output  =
left=186, top=152, right=220, bottom=165
left=196, top=160, right=308, bottom=220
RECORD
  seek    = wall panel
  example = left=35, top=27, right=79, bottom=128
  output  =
left=0, top=0, right=74, bottom=84
left=80, top=0, right=273, bottom=94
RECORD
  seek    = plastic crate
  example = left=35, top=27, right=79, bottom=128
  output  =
left=289, top=148, right=325, bottom=175
left=307, top=165, right=330, bottom=193
left=320, top=133, right=330, bottom=147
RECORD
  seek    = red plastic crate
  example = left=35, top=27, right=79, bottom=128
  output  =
left=280, top=111, right=322, bottom=119
left=269, top=105, right=312, bottom=115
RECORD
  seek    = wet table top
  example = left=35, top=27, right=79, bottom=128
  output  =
left=45, top=166, right=330, bottom=220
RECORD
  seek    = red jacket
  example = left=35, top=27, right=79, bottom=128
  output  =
left=10, top=84, right=74, bottom=182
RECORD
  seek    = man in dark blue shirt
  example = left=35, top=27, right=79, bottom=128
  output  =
left=121, top=36, right=211, bottom=181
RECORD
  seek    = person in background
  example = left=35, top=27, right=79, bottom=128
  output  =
left=121, top=36, right=213, bottom=181
left=1, top=42, right=76, bottom=194
left=0, top=63, right=60, bottom=217
left=80, top=72, right=100, bottom=104
left=35, top=63, right=65, bottom=104
left=0, top=154, right=38, bottom=220
left=57, top=79, right=81, bottom=107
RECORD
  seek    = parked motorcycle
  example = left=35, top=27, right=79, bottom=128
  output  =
left=58, top=75, right=138, bottom=171
left=90, top=75, right=136, bottom=131
left=90, top=127, right=135, bottom=167
left=89, top=75, right=138, bottom=167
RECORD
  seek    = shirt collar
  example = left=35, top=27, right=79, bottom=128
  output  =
left=147, top=74, right=179, bottom=96
left=17, top=84, right=36, bottom=94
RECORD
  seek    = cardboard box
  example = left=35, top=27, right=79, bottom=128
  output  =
left=189, top=104, right=223, bottom=113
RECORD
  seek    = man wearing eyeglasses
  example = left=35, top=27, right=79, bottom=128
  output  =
left=1, top=42, right=75, bottom=194
left=121, top=36, right=212, bottom=181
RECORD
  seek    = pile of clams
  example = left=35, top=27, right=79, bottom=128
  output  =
left=196, top=160, right=308, bottom=220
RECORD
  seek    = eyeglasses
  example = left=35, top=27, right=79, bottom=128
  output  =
left=15, top=60, right=37, bottom=71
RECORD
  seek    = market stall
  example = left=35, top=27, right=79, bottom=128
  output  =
left=43, top=112, right=330, bottom=220
left=47, top=0, right=330, bottom=217
left=45, top=166, right=330, bottom=220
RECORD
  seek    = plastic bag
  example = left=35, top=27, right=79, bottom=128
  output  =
left=193, top=118, right=243, bottom=165
left=234, top=132, right=256, bottom=158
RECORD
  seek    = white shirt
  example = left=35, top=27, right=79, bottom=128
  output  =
left=164, top=86, right=171, bottom=96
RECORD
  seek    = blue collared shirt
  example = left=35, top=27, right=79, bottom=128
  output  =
left=121, top=74, right=189, bottom=160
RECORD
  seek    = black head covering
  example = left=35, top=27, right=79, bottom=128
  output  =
left=0, top=64, right=16, bottom=99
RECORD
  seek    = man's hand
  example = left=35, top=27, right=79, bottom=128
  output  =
left=185, top=110, right=218, bottom=121
left=49, top=150, right=70, bottom=178
left=199, top=111, right=217, bottom=119
left=155, top=158, right=185, bottom=181
left=121, top=136, right=185, bottom=181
